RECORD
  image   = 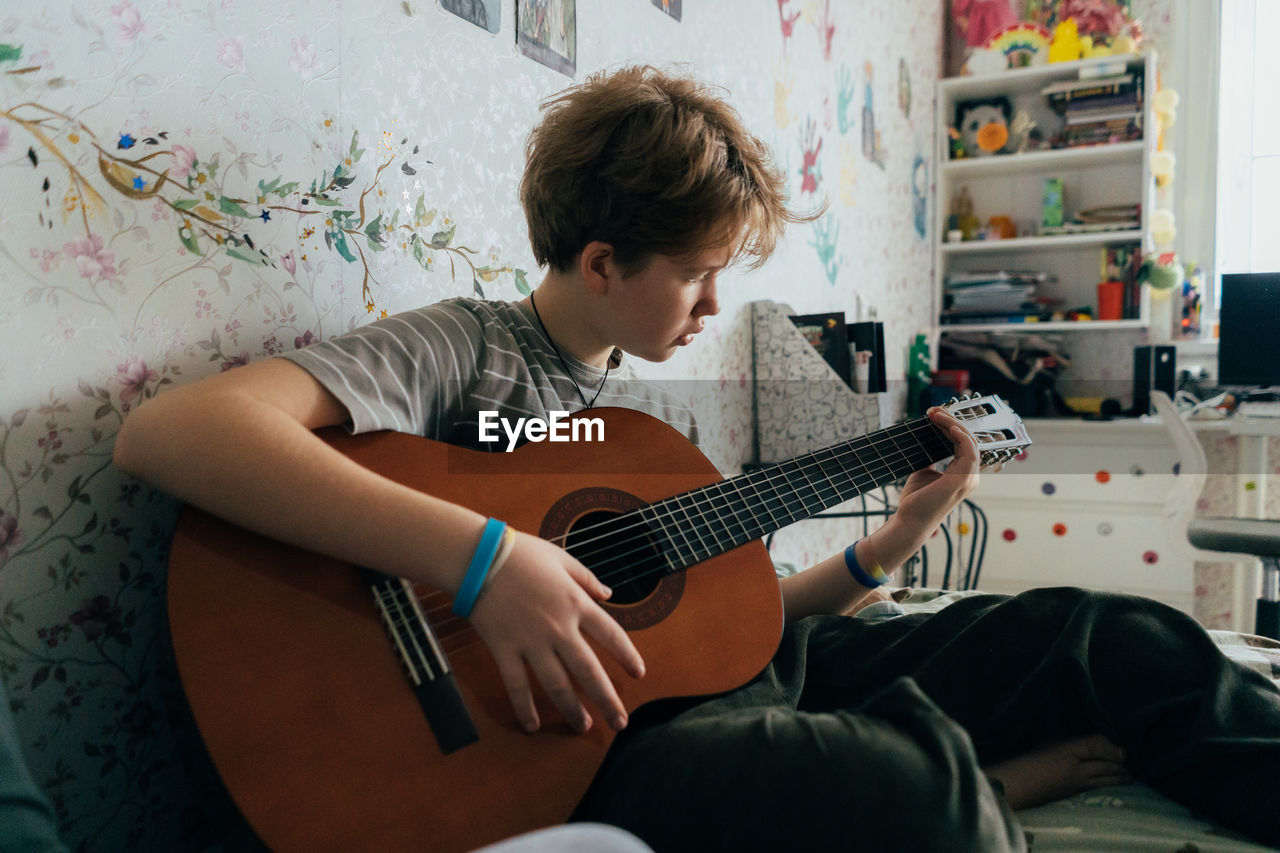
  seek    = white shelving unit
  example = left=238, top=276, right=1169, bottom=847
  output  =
left=933, top=53, right=1159, bottom=334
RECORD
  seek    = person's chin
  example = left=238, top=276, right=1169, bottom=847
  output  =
left=635, top=344, right=680, bottom=363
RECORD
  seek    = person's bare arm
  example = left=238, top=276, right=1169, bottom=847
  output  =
left=779, top=406, right=980, bottom=621
left=113, top=358, right=490, bottom=583
left=113, top=358, right=643, bottom=732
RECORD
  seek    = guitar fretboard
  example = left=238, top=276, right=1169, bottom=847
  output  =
left=570, top=416, right=952, bottom=579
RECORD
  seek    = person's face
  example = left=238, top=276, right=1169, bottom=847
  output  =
left=604, top=243, right=729, bottom=362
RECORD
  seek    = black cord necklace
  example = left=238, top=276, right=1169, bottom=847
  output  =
left=529, top=291, right=610, bottom=410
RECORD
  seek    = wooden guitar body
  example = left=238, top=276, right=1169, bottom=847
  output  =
left=167, top=408, right=786, bottom=852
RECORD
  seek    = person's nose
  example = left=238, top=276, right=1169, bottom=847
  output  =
left=696, top=277, right=720, bottom=318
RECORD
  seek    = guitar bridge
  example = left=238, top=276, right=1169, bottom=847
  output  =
left=367, top=571, right=478, bottom=755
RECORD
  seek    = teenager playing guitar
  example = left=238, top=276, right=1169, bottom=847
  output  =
left=114, top=66, right=1280, bottom=851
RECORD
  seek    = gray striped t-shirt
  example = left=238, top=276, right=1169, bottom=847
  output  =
left=279, top=297, right=699, bottom=451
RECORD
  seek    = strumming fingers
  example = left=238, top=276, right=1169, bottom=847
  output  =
left=527, top=652, right=592, bottom=734
left=495, top=653, right=540, bottom=733
left=583, top=608, right=646, bottom=680
left=556, top=636, right=629, bottom=731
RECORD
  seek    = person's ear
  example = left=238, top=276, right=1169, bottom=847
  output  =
left=579, top=241, right=615, bottom=295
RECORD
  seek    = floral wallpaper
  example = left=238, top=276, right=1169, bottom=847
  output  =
left=0, top=1, right=946, bottom=849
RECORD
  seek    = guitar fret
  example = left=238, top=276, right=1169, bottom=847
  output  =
left=837, top=444, right=876, bottom=493
left=713, top=479, right=755, bottom=545
left=748, top=470, right=794, bottom=531
left=639, top=505, right=682, bottom=574
left=657, top=498, right=701, bottom=567
left=719, top=477, right=768, bottom=543
left=699, top=487, right=739, bottom=553
left=884, top=424, right=917, bottom=480
left=675, top=493, right=715, bottom=562
left=773, top=455, right=824, bottom=514
left=863, top=430, right=897, bottom=485
left=808, top=447, right=851, bottom=504
left=784, top=458, right=828, bottom=515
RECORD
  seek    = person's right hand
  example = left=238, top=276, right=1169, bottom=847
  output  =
left=466, top=530, right=646, bottom=734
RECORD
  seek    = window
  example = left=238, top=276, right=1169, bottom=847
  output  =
left=1216, top=0, right=1280, bottom=285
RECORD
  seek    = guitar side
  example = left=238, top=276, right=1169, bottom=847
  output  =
left=167, top=408, right=786, bottom=853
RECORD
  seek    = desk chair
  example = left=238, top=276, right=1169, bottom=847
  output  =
left=1151, top=390, right=1280, bottom=639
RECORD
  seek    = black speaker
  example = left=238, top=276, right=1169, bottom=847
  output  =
left=1132, top=344, right=1176, bottom=415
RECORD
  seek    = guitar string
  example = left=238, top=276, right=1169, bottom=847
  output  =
left=578, top=426, right=953, bottom=587
left=577, top=419, right=947, bottom=565
left=558, top=417, right=949, bottom=567
left=415, top=419, right=957, bottom=622
left=450, top=418, right=944, bottom=593
left=413, top=427, right=951, bottom=628
left=415, top=419, right=953, bottom=622
left=414, top=429, right=971, bottom=629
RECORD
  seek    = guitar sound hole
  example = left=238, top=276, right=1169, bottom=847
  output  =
left=566, top=510, right=667, bottom=605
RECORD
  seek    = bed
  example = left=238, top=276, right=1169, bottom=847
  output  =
left=879, top=589, right=1280, bottom=852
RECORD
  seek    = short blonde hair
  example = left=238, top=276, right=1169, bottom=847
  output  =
left=520, top=65, right=818, bottom=275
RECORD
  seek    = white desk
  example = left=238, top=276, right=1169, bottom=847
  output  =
left=968, top=415, right=1277, bottom=629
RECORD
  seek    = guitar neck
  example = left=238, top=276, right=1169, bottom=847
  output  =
left=628, top=416, right=952, bottom=572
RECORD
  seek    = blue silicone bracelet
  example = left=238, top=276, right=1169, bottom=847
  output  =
left=453, top=518, right=508, bottom=617
left=844, top=540, right=886, bottom=589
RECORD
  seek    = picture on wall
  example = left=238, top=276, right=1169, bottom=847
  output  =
left=517, top=0, right=576, bottom=77
left=652, top=0, right=682, bottom=21
left=441, top=0, right=500, bottom=33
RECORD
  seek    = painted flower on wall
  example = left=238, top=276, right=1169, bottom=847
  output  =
left=68, top=595, right=124, bottom=643
left=168, top=143, right=197, bottom=179
left=289, top=35, right=320, bottom=78
left=115, top=355, right=158, bottom=410
left=63, top=234, right=118, bottom=284
left=216, top=35, right=245, bottom=72
left=110, top=1, right=147, bottom=49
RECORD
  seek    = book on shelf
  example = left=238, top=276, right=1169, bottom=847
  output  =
left=1059, top=120, right=1142, bottom=146
left=1065, top=107, right=1143, bottom=125
left=1042, top=74, right=1136, bottom=101
left=946, top=283, right=1037, bottom=297
left=1063, top=91, right=1140, bottom=112
left=944, top=270, right=1049, bottom=287
left=946, top=299, right=1040, bottom=315
left=941, top=311, right=1045, bottom=325
left=945, top=270, right=1048, bottom=316
left=1039, top=221, right=1140, bottom=235
left=1076, top=204, right=1140, bottom=224
left=946, top=285, right=1037, bottom=308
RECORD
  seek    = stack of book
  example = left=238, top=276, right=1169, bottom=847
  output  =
left=1040, top=203, right=1141, bottom=236
left=1042, top=73, right=1143, bottom=148
left=942, top=270, right=1052, bottom=324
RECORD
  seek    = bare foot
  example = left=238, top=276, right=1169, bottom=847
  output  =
left=983, top=734, right=1131, bottom=810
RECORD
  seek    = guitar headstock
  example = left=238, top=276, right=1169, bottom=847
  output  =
left=941, top=393, right=1032, bottom=469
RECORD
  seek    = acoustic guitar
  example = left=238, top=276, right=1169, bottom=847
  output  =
left=166, top=393, right=1029, bottom=852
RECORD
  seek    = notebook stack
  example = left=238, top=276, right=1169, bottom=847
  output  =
left=942, top=270, right=1053, bottom=324
left=1042, top=73, right=1143, bottom=148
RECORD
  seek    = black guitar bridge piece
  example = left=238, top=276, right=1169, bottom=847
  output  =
left=365, top=570, right=479, bottom=755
